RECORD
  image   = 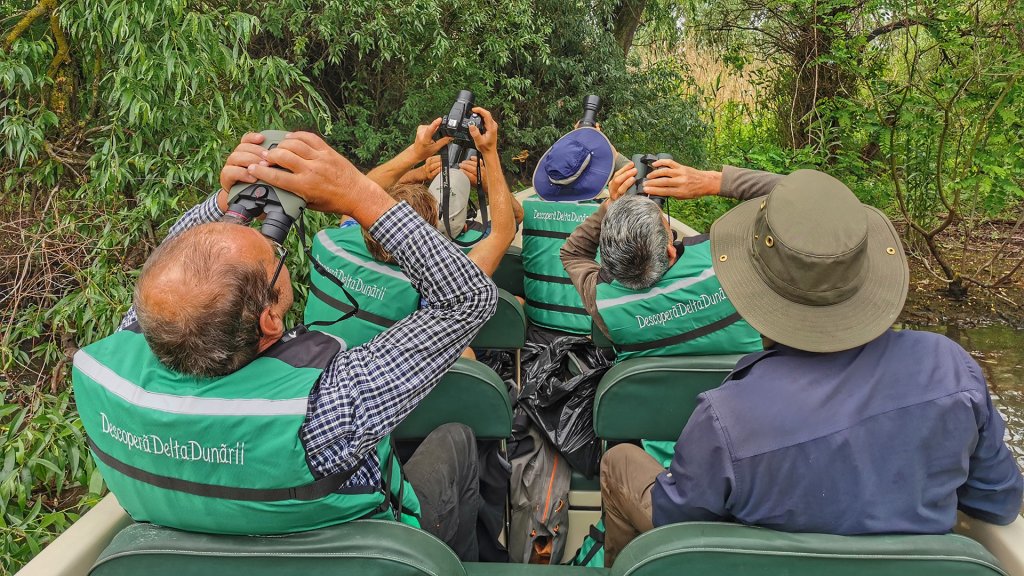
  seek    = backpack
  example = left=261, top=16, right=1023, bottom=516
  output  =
left=508, top=421, right=570, bottom=564
left=567, top=518, right=605, bottom=568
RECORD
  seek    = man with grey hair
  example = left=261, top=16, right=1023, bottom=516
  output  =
left=72, top=130, right=497, bottom=560
left=560, top=159, right=777, bottom=362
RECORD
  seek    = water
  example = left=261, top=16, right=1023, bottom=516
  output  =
left=913, top=325, right=1024, bottom=474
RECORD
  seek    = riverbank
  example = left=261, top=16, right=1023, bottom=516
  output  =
left=898, top=218, right=1024, bottom=329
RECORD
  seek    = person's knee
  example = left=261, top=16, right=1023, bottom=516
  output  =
left=433, top=422, right=477, bottom=454
left=602, top=443, right=634, bottom=477
left=601, top=443, right=646, bottom=494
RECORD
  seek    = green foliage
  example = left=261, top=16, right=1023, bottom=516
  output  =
left=1, top=384, right=104, bottom=568
left=683, top=0, right=1024, bottom=292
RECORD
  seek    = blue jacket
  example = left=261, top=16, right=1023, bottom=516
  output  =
left=652, top=329, right=1023, bottom=533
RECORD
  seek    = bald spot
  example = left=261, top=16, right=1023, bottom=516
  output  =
left=136, top=223, right=274, bottom=326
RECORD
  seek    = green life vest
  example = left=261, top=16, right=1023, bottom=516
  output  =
left=72, top=326, right=420, bottom=535
left=305, top=226, right=421, bottom=347
left=595, top=235, right=763, bottom=362
left=521, top=199, right=599, bottom=334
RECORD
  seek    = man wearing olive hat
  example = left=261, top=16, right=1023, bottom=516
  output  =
left=600, top=169, right=1023, bottom=566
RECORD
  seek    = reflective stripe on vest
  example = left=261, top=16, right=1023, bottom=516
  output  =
left=522, top=199, right=599, bottom=334
left=305, top=227, right=421, bottom=347
left=72, top=328, right=420, bottom=535
left=595, top=236, right=763, bottom=361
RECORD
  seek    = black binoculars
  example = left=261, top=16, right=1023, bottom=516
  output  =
left=223, top=130, right=306, bottom=245
left=628, top=153, right=673, bottom=207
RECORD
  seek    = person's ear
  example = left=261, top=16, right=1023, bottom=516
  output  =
left=258, top=306, right=284, bottom=341
left=667, top=242, right=677, bottom=265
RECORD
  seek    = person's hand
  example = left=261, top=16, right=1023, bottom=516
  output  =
left=411, top=118, right=452, bottom=162
left=220, top=132, right=266, bottom=194
left=643, top=159, right=721, bottom=199
left=424, top=154, right=442, bottom=180
left=469, top=106, right=498, bottom=156
left=459, top=158, right=484, bottom=186
left=608, top=161, right=637, bottom=202
left=248, top=132, right=385, bottom=217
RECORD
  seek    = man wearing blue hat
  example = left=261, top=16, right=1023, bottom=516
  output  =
left=520, top=127, right=624, bottom=334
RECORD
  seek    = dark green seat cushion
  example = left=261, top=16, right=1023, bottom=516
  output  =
left=570, top=468, right=600, bottom=492
left=91, top=520, right=466, bottom=576
left=492, top=247, right=524, bottom=297
left=394, top=358, right=512, bottom=440
left=613, top=522, right=1007, bottom=576
left=465, top=563, right=608, bottom=576
left=594, top=355, right=742, bottom=442
left=472, top=289, right=527, bottom=350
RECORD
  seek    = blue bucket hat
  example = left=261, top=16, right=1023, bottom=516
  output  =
left=532, top=128, right=614, bottom=201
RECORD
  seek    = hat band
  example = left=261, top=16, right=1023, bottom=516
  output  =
left=548, top=153, right=592, bottom=186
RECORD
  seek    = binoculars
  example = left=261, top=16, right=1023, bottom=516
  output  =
left=628, top=153, right=673, bottom=207
left=224, top=130, right=306, bottom=245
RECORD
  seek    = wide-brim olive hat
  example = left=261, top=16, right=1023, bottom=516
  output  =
left=711, top=169, right=909, bottom=353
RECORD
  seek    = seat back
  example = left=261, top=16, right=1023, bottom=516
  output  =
left=492, top=247, right=524, bottom=298
left=593, top=355, right=742, bottom=442
left=394, top=358, right=513, bottom=440
left=612, top=522, right=1007, bottom=576
left=472, top=289, right=526, bottom=350
left=90, top=520, right=467, bottom=576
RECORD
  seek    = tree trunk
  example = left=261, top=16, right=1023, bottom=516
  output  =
left=782, top=22, right=850, bottom=151
left=612, top=0, right=647, bottom=57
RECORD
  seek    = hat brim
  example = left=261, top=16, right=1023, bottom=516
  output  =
left=533, top=128, right=614, bottom=202
left=711, top=198, right=909, bottom=353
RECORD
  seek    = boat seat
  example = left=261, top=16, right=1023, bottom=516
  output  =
left=394, top=357, right=513, bottom=441
left=492, top=247, right=524, bottom=298
left=594, top=355, right=743, bottom=442
left=472, top=289, right=527, bottom=351
left=570, top=468, right=600, bottom=492
left=614, top=522, right=1008, bottom=575
left=89, top=520, right=466, bottom=576
left=464, top=564, right=606, bottom=575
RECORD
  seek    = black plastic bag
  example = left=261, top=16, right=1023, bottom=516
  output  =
left=517, top=332, right=612, bottom=478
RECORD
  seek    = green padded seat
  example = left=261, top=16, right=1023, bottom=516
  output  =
left=90, top=520, right=466, bottom=576
left=492, top=247, right=524, bottom=297
left=394, top=358, right=513, bottom=440
left=570, top=468, right=600, bottom=492
left=465, top=563, right=608, bottom=575
left=612, top=522, right=1007, bottom=576
left=472, top=289, right=527, bottom=350
left=594, top=355, right=742, bottom=442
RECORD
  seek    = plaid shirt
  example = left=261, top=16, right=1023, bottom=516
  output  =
left=121, top=193, right=497, bottom=487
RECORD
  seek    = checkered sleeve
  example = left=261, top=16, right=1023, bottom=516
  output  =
left=302, top=202, right=498, bottom=481
left=118, top=192, right=225, bottom=330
